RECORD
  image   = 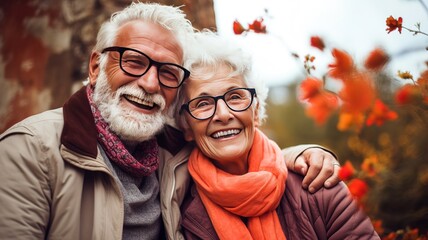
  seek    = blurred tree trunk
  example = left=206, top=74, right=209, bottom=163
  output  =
left=0, top=0, right=216, bottom=132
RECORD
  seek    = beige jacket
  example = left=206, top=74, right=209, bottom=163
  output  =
left=0, top=87, right=326, bottom=240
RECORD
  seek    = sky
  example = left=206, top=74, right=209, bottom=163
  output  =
left=213, top=0, right=428, bottom=88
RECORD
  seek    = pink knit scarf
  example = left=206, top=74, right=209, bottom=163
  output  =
left=86, top=85, right=159, bottom=177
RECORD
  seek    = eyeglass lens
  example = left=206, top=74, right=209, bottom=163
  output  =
left=188, top=88, right=254, bottom=119
left=120, top=49, right=185, bottom=88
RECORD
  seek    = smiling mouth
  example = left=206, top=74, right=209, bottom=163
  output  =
left=211, top=129, right=241, bottom=139
left=123, top=94, right=156, bottom=110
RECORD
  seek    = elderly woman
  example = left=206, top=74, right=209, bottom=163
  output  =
left=175, top=32, right=380, bottom=240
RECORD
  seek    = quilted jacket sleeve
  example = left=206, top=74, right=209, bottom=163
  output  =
left=318, top=180, right=380, bottom=239
left=280, top=172, right=380, bottom=240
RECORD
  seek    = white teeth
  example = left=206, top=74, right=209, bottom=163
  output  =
left=212, top=129, right=241, bottom=139
left=125, top=95, right=154, bottom=107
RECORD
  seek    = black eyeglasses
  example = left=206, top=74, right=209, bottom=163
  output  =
left=180, top=88, right=257, bottom=120
left=101, top=46, right=190, bottom=88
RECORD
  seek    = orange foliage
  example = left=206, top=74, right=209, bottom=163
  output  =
left=248, top=18, right=266, bottom=33
left=372, top=220, right=385, bottom=235
left=310, top=36, right=325, bottom=51
left=348, top=178, right=369, bottom=201
left=300, top=77, right=322, bottom=99
left=366, top=99, right=398, bottom=126
left=339, top=160, right=355, bottom=181
left=304, top=92, right=339, bottom=125
left=383, top=232, right=398, bottom=240
left=339, top=73, right=376, bottom=114
left=300, top=77, right=339, bottom=124
left=386, top=16, right=403, bottom=34
left=364, top=48, right=390, bottom=71
left=233, top=18, right=267, bottom=35
left=231, top=13, right=428, bottom=239
left=417, top=70, right=428, bottom=93
left=403, top=228, right=420, bottom=240
left=328, top=48, right=355, bottom=79
left=233, top=20, right=246, bottom=35
left=394, top=69, right=428, bottom=106
left=395, top=84, right=423, bottom=105
left=337, top=112, right=365, bottom=132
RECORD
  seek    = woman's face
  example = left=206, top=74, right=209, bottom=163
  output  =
left=183, top=64, right=259, bottom=174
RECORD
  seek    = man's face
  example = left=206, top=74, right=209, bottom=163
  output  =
left=89, top=20, right=184, bottom=142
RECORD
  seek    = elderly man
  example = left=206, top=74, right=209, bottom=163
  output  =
left=0, top=2, right=340, bottom=240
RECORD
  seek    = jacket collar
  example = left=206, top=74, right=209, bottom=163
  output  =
left=61, top=86, right=98, bottom=158
left=60, top=86, right=186, bottom=158
left=156, top=124, right=186, bottom=156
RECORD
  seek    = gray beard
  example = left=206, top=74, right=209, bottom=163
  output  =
left=91, top=69, right=167, bottom=143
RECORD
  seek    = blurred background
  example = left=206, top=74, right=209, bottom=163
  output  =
left=1, top=0, right=427, bottom=237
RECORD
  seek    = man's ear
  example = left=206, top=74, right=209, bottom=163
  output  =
left=88, top=51, right=101, bottom=86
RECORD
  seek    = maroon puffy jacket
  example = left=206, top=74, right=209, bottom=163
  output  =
left=181, top=171, right=380, bottom=240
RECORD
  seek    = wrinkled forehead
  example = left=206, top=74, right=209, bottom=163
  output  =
left=115, top=20, right=184, bottom=63
left=184, top=64, right=246, bottom=98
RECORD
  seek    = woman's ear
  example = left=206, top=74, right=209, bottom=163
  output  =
left=254, top=100, right=260, bottom=127
left=88, top=51, right=101, bottom=86
left=183, top=125, right=195, bottom=142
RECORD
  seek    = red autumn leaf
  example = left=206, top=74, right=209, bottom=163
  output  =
left=385, top=15, right=403, bottom=34
left=395, top=84, right=423, bottom=105
left=248, top=18, right=266, bottom=33
left=299, top=77, right=323, bottom=100
left=366, top=99, right=398, bottom=126
left=337, top=112, right=365, bottom=132
left=383, top=232, right=398, bottom=240
left=328, top=48, right=355, bottom=79
left=372, top=220, right=384, bottom=235
left=310, top=36, right=325, bottom=51
left=339, top=160, right=355, bottom=181
left=304, top=92, right=339, bottom=125
left=403, top=228, right=420, bottom=240
left=339, top=73, right=375, bottom=114
left=299, top=77, right=339, bottom=125
left=417, top=69, right=428, bottom=93
left=348, top=178, right=368, bottom=200
left=364, top=48, right=390, bottom=71
left=233, top=20, right=246, bottom=35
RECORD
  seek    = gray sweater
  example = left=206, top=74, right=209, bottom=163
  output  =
left=102, top=147, right=162, bottom=240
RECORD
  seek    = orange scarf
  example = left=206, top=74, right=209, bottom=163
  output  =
left=188, top=129, right=287, bottom=240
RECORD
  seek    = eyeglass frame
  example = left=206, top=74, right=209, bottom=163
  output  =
left=180, top=87, right=257, bottom=120
left=101, top=46, right=190, bottom=89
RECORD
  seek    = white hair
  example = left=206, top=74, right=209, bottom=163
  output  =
left=175, top=30, right=269, bottom=130
left=94, top=2, right=195, bottom=62
left=89, top=2, right=197, bottom=138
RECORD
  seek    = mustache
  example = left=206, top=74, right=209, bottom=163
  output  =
left=115, top=85, right=166, bottom=111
